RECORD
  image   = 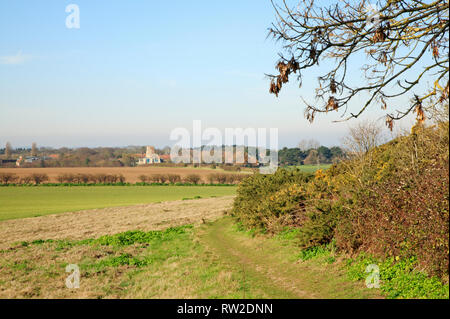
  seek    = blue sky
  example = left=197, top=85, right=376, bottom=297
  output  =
left=0, top=0, right=415, bottom=149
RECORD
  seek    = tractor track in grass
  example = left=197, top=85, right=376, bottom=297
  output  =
left=0, top=197, right=381, bottom=299
left=199, top=217, right=381, bottom=299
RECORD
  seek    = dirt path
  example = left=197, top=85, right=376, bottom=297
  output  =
left=200, top=217, right=380, bottom=299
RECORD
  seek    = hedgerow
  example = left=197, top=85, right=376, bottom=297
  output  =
left=0, top=182, right=236, bottom=187
left=232, top=121, right=449, bottom=295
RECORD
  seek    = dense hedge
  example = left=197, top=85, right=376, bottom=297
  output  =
left=333, top=123, right=449, bottom=278
left=0, top=172, right=248, bottom=186
left=232, top=168, right=312, bottom=232
left=232, top=122, right=449, bottom=281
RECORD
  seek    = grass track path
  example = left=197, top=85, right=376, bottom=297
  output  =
left=200, top=217, right=380, bottom=299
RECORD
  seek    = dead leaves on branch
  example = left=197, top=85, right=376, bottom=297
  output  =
left=269, top=57, right=299, bottom=97
left=267, top=0, right=449, bottom=128
left=414, top=96, right=426, bottom=124
left=372, top=26, right=387, bottom=43
left=330, top=78, right=337, bottom=94
left=385, top=115, right=394, bottom=131
left=326, top=96, right=339, bottom=112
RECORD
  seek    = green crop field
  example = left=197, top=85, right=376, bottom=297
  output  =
left=0, top=186, right=236, bottom=221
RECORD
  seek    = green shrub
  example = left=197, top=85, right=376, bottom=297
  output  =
left=231, top=122, right=449, bottom=293
left=94, top=225, right=192, bottom=246
left=297, top=246, right=330, bottom=261
left=232, top=168, right=311, bottom=232
left=296, top=200, right=343, bottom=248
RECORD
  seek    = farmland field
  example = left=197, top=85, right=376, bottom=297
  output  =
left=0, top=166, right=251, bottom=183
left=289, top=164, right=332, bottom=173
left=0, top=202, right=377, bottom=299
left=0, top=186, right=236, bottom=221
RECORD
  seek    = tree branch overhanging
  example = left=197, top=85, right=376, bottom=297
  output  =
left=267, top=0, right=449, bottom=130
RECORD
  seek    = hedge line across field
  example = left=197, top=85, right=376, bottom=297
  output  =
left=0, top=172, right=248, bottom=186
left=0, top=182, right=236, bottom=187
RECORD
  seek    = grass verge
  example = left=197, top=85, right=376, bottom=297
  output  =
left=289, top=244, right=449, bottom=299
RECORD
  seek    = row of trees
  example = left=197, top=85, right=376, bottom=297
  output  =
left=55, top=173, right=126, bottom=184
left=1, top=142, right=37, bottom=159
left=0, top=173, right=49, bottom=185
left=0, top=173, right=127, bottom=185
left=278, top=145, right=344, bottom=166
left=138, top=173, right=247, bottom=184
left=2, top=142, right=345, bottom=168
left=0, top=172, right=247, bottom=185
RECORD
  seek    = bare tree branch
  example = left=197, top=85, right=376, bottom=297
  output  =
left=267, top=0, right=449, bottom=130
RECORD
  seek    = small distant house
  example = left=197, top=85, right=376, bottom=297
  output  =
left=159, top=154, right=171, bottom=163
left=15, top=155, right=52, bottom=166
left=0, top=158, right=17, bottom=165
left=137, top=146, right=161, bottom=165
left=25, top=156, right=40, bottom=163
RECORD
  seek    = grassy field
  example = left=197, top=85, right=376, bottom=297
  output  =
left=0, top=216, right=379, bottom=298
left=289, top=164, right=332, bottom=174
left=0, top=186, right=236, bottom=221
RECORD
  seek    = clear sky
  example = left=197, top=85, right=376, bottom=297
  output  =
left=0, top=0, right=415, bottom=149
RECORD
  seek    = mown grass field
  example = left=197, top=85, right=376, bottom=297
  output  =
left=0, top=186, right=236, bottom=221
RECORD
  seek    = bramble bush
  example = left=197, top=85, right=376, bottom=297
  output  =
left=334, top=122, right=449, bottom=279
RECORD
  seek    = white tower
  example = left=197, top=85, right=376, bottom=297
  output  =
left=146, top=146, right=155, bottom=158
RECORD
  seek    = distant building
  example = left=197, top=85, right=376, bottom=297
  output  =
left=15, top=155, right=56, bottom=166
left=25, top=156, right=40, bottom=163
left=15, top=156, right=40, bottom=166
left=137, top=146, right=161, bottom=165
left=0, top=158, right=17, bottom=165
left=16, top=156, right=24, bottom=166
left=159, top=154, right=171, bottom=162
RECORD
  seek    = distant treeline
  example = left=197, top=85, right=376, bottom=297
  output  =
left=1, top=144, right=344, bottom=168
left=0, top=146, right=147, bottom=168
left=277, top=146, right=344, bottom=166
